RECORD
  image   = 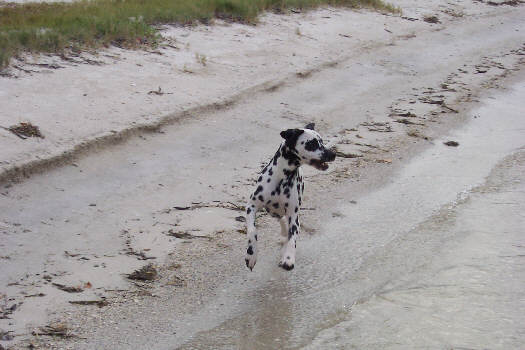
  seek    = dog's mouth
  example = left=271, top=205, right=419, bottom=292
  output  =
left=310, top=159, right=330, bottom=171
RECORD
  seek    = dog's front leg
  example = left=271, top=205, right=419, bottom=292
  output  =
left=245, top=203, right=258, bottom=271
left=279, top=213, right=299, bottom=271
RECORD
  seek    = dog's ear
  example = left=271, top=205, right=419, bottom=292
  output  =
left=305, top=123, right=315, bottom=130
left=280, top=128, right=304, bottom=148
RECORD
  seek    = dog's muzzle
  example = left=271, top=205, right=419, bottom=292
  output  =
left=310, top=149, right=336, bottom=171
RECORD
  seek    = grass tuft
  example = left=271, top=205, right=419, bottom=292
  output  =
left=0, top=0, right=400, bottom=69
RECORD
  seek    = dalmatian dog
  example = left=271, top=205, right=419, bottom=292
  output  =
left=245, top=123, right=336, bottom=271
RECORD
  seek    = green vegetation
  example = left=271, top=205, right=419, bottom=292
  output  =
left=0, top=0, right=399, bottom=68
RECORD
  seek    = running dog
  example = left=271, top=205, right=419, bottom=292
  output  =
left=245, top=123, right=336, bottom=271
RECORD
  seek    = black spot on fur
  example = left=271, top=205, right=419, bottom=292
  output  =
left=247, top=208, right=251, bottom=214
left=282, top=146, right=301, bottom=167
left=294, top=207, right=298, bottom=213
left=254, top=185, right=263, bottom=196
left=281, top=262, right=294, bottom=271
left=295, top=217, right=299, bottom=225
left=288, top=224, right=298, bottom=239
left=267, top=178, right=271, bottom=183
left=258, top=195, right=264, bottom=201
left=271, top=191, right=275, bottom=196
left=266, top=200, right=271, bottom=204
left=285, top=203, right=289, bottom=207
left=305, top=138, right=320, bottom=151
left=269, top=168, right=273, bottom=176
left=254, top=234, right=258, bottom=241
left=247, top=246, right=253, bottom=255
left=258, top=176, right=262, bottom=182
left=272, top=203, right=279, bottom=209
left=272, top=150, right=280, bottom=166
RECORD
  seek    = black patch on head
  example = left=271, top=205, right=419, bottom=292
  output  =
left=305, top=123, right=315, bottom=130
left=258, top=176, right=262, bottom=182
left=280, top=129, right=304, bottom=149
left=267, top=178, right=271, bottom=183
left=305, top=138, right=320, bottom=152
left=258, top=195, right=264, bottom=201
left=254, top=185, right=263, bottom=196
left=269, top=168, right=273, bottom=176
left=272, top=203, right=279, bottom=209
left=294, top=207, right=298, bottom=213
left=247, top=208, right=251, bottom=214
left=247, top=246, right=254, bottom=255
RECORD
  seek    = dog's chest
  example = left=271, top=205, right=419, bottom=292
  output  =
left=261, top=167, right=304, bottom=217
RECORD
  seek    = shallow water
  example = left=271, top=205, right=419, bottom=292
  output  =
left=177, top=81, right=525, bottom=349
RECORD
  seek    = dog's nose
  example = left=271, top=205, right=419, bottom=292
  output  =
left=322, top=149, right=336, bottom=162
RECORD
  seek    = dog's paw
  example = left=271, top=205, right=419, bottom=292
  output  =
left=245, top=256, right=257, bottom=271
left=245, top=246, right=257, bottom=271
left=278, top=255, right=295, bottom=271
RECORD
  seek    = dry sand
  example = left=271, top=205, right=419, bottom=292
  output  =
left=1, top=0, right=525, bottom=349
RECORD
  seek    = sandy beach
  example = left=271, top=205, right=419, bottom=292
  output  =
left=1, top=0, right=524, bottom=348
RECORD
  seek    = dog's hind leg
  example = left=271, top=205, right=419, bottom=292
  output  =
left=279, top=213, right=299, bottom=271
left=245, top=203, right=258, bottom=271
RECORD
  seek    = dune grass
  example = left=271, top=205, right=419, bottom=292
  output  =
left=0, top=0, right=399, bottom=68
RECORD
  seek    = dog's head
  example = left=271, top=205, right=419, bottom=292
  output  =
left=280, top=123, right=336, bottom=171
